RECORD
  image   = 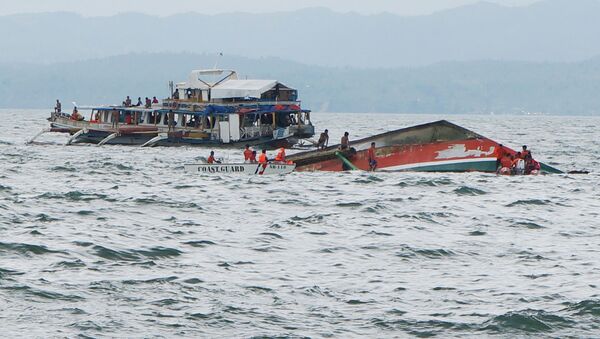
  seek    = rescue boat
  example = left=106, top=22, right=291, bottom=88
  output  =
left=184, top=162, right=296, bottom=175
left=288, top=120, right=563, bottom=174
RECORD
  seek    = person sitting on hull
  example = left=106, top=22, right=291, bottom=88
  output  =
left=70, top=107, right=83, bottom=121
left=340, top=132, right=350, bottom=150
left=207, top=151, right=221, bottom=164
left=512, top=152, right=525, bottom=175
left=274, top=148, right=286, bottom=163
left=125, top=96, right=132, bottom=107
left=368, top=142, right=378, bottom=171
left=152, top=96, right=159, bottom=104
left=524, top=152, right=541, bottom=175
left=136, top=97, right=142, bottom=107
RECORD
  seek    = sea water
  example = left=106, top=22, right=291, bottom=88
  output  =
left=1, top=110, right=599, bottom=337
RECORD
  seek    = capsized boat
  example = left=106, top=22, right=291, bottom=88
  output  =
left=184, top=162, right=296, bottom=175
left=36, top=69, right=314, bottom=148
left=288, top=120, right=563, bottom=174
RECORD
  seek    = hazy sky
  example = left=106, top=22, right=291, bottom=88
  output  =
left=0, top=0, right=542, bottom=16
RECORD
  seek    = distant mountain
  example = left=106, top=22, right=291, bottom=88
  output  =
left=1, top=52, right=600, bottom=114
left=1, top=0, right=600, bottom=67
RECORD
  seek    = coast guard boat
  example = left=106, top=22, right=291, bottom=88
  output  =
left=37, top=69, right=314, bottom=148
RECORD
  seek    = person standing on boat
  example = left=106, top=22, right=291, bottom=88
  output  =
left=258, top=149, right=268, bottom=164
left=368, top=142, right=378, bottom=171
left=168, top=110, right=175, bottom=131
left=250, top=150, right=257, bottom=163
left=521, top=145, right=530, bottom=159
left=340, top=132, right=349, bottom=150
left=54, top=100, right=62, bottom=113
left=318, top=129, right=329, bottom=150
left=125, top=96, right=132, bottom=107
left=243, top=144, right=253, bottom=163
left=495, top=144, right=507, bottom=169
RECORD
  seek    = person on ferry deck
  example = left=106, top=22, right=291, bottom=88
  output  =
left=249, top=151, right=257, bottom=163
left=317, top=129, right=329, bottom=150
left=243, top=144, right=253, bottom=162
left=125, top=96, right=132, bottom=107
left=145, top=97, right=151, bottom=109
left=55, top=99, right=62, bottom=113
left=274, top=148, right=286, bottom=162
left=207, top=151, right=221, bottom=164
left=340, top=132, right=350, bottom=150
left=258, top=149, right=268, bottom=164
left=368, top=142, right=378, bottom=171
left=521, top=145, right=530, bottom=159
left=152, top=96, right=159, bottom=104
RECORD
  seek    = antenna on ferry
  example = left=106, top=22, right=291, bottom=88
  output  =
left=213, top=52, right=223, bottom=70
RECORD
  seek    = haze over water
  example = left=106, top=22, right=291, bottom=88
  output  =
left=1, top=110, right=600, bottom=337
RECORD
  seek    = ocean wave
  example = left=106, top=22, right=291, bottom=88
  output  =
left=0, top=241, right=65, bottom=256
left=453, top=186, right=487, bottom=196
left=511, top=221, right=545, bottom=229
left=506, top=199, right=552, bottom=207
left=91, top=245, right=182, bottom=261
left=563, top=299, right=600, bottom=316
left=3, top=285, right=84, bottom=301
left=37, top=191, right=117, bottom=202
left=482, top=309, right=574, bottom=333
left=396, top=245, right=455, bottom=259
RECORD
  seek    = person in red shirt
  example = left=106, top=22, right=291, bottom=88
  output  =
left=495, top=144, right=506, bottom=169
left=368, top=142, right=377, bottom=171
left=274, top=148, right=286, bottom=162
left=207, top=151, right=220, bottom=164
left=243, top=144, right=253, bottom=162
left=249, top=150, right=257, bottom=163
left=521, top=145, right=530, bottom=159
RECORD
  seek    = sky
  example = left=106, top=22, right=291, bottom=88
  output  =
left=0, top=0, right=542, bottom=16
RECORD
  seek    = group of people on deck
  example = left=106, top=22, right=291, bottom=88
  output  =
left=123, top=96, right=159, bottom=108
left=206, top=144, right=288, bottom=165
left=496, top=144, right=541, bottom=175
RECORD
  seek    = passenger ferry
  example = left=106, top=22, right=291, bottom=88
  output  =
left=40, top=69, right=314, bottom=148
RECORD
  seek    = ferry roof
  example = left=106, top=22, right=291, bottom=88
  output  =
left=211, top=79, right=281, bottom=99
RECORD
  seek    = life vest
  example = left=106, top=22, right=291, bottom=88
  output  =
left=207, top=155, right=215, bottom=164
left=500, top=156, right=512, bottom=168
left=244, top=149, right=253, bottom=161
left=274, top=148, right=285, bottom=162
left=258, top=153, right=267, bottom=164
